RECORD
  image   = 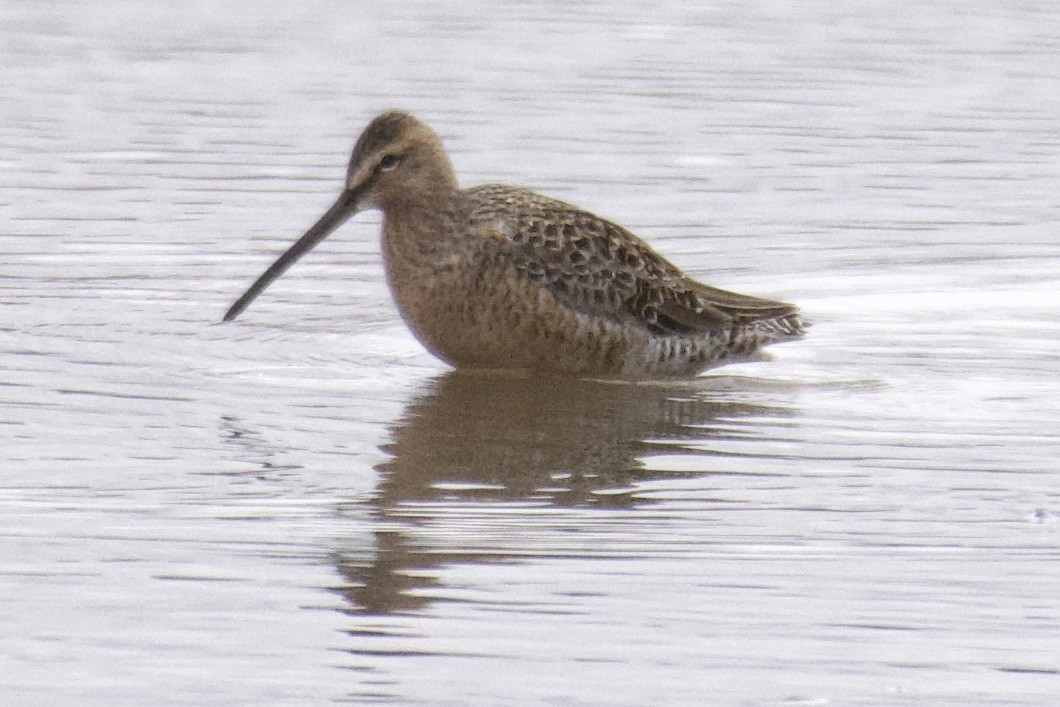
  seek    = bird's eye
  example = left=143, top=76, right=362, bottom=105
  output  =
left=378, top=154, right=403, bottom=173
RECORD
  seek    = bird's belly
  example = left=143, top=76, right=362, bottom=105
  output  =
left=386, top=265, right=630, bottom=376
left=383, top=259, right=758, bottom=378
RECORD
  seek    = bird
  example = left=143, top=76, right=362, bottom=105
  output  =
left=223, top=111, right=805, bottom=378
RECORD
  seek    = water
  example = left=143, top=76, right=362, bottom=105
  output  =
left=2, top=1, right=1058, bottom=704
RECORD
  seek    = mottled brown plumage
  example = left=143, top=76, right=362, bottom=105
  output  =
left=224, top=111, right=805, bottom=378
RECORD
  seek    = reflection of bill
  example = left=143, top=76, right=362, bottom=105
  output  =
left=335, top=370, right=793, bottom=615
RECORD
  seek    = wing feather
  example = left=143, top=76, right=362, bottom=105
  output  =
left=465, top=184, right=803, bottom=338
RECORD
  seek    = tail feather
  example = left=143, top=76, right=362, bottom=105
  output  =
left=738, top=310, right=807, bottom=348
left=691, top=282, right=806, bottom=338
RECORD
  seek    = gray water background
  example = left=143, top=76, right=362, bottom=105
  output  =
left=1, top=1, right=1058, bottom=704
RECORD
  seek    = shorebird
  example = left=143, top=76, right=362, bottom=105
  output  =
left=224, top=111, right=805, bottom=378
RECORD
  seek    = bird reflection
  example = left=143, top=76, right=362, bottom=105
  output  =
left=335, top=370, right=791, bottom=615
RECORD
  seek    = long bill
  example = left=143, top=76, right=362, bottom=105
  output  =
left=223, top=189, right=360, bottom=321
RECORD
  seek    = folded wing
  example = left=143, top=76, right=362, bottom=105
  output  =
left=467, top=185, right=805, bottom=340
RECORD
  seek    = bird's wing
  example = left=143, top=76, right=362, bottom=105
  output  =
left=466, top=185, right=801, bottom=337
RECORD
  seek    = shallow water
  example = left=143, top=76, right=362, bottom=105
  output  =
left=2, top=1, right=1058, bottom=704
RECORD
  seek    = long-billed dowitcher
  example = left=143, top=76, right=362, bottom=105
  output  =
left=224, top=111, right=805, bottom=378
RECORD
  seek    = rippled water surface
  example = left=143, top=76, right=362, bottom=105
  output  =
left=2, top=1, right=1058, bottom=704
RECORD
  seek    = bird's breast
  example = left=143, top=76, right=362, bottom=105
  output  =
left=380, top=238, right=630, bottom=375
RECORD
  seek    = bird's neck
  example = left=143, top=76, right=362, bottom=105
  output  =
left=380, top=183, right=463, bottom=262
